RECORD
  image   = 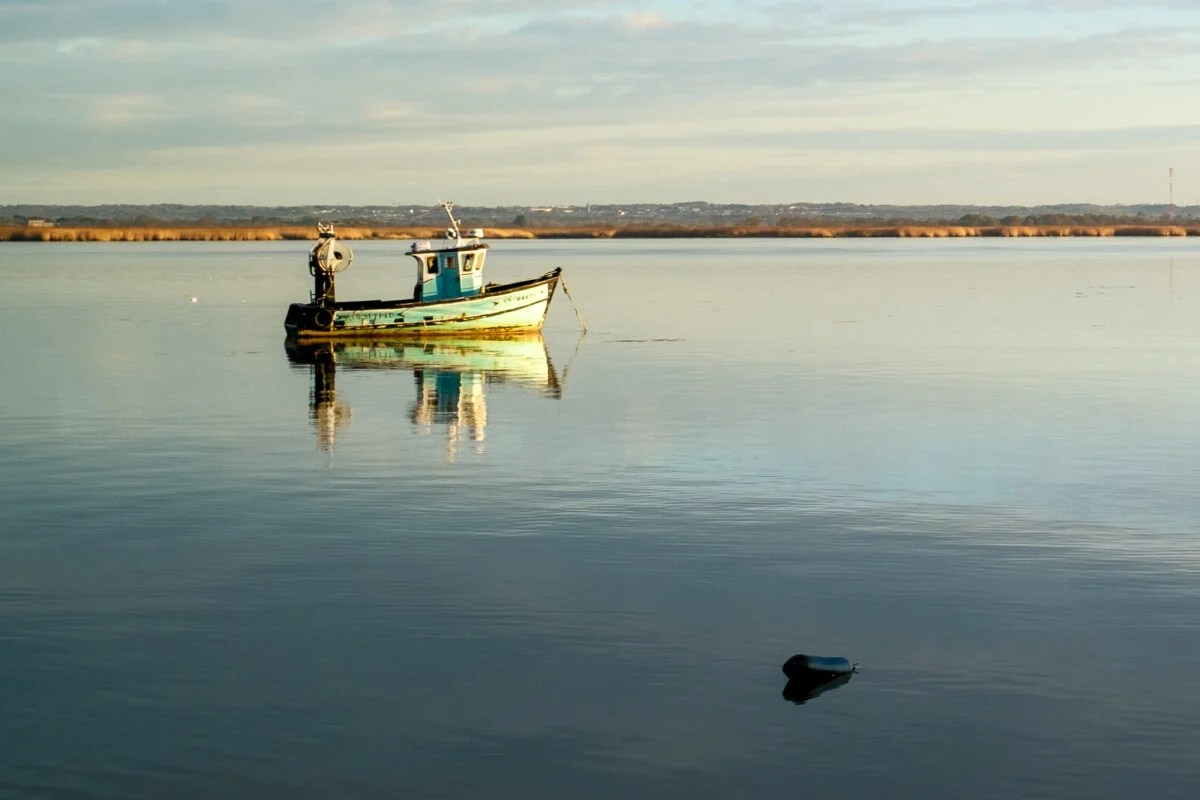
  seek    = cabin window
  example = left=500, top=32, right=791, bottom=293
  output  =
left=462, top=254, right=475, bottom=273
left=442, top=255, right=456, bottom=271
left=425, top=256, right=438, bottom=275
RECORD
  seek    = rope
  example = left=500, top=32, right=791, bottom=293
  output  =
left=558, top=274, right=587, bottom=333
left=560, top=329, right=586, bottom=390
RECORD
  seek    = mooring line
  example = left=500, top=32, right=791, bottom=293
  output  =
left=560, top=329, right=586, bottom=390
left=558, top=274, right=587, bottom=333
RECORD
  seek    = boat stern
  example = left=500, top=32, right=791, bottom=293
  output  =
left=284, top=303, right=336, bottom=336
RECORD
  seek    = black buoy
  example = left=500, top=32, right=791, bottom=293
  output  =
left=782, top=654, right=856, bottom=680
left=781, top=653, right=858, bottom=705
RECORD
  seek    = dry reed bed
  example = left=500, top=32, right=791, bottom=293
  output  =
left=1, top=226, right=437, bottom=242
left=0, top=226, right=562, bottom=242
left=3, top=224, right=1197, bottom=242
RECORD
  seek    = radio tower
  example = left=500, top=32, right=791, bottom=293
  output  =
left=1168, top=167, right=1174, bottom=221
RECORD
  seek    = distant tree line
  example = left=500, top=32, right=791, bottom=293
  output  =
left=2, top=202, right=1195, bottom=228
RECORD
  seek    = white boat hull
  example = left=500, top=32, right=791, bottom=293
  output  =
left=285, top=269, right=560, bottom=339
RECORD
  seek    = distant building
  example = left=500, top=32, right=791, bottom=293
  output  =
left=27, top=219, right=55, bottom=227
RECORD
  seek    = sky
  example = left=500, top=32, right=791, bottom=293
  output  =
left=3, top=0, right=1199, bottom=206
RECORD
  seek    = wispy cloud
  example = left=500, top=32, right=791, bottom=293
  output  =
left=622, top=11, right=671, bottom=31
left=2, top=0, right=1198, bottom=203
left=86, top=93, right=173, bottom=126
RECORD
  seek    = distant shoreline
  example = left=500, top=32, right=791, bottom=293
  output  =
left=3, top=223, right=1198, bottom=242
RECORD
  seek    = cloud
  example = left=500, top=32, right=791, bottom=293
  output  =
left=1, top=0, right=1199, bottom=203
left=623, top=11, right=670, bottom=31
left=55, top=36, right=104, bottom=54
left=86, top=93, right=173, bottom=126
left=363, top=102, right=422, bottom=123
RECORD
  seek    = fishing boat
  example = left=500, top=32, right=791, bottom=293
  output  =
left=284, top=202, right=561, bottom=339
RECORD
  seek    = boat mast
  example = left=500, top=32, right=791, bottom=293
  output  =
left=441, top=201, right=462, bottom=241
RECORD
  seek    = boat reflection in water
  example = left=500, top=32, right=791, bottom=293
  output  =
left=286, top=335, right=562, bottom=458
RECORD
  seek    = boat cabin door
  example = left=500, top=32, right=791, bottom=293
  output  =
left=436, top=251, right=461, bottom=299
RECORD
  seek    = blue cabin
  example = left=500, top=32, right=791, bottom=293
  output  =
left=407, top=217, right=489, bottom=302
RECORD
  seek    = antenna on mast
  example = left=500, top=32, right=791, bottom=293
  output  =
left=1168, top=168, right=1174, bottom=221
left=439, top=199, right=461, bottom=240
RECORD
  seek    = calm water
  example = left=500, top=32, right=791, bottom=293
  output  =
left=2, top=237, right=1199, bottom=799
